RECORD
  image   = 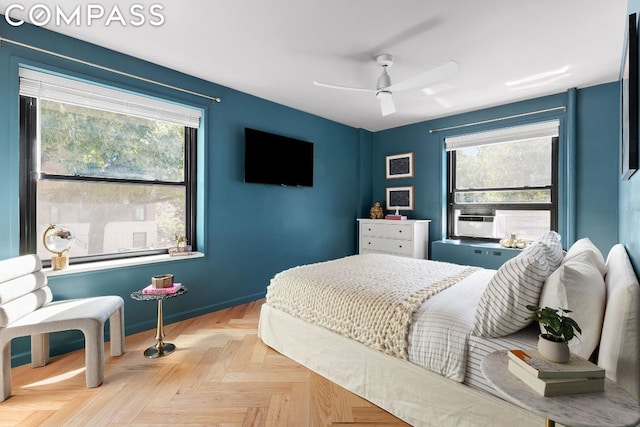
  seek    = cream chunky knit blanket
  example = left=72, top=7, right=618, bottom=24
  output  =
left=266, top=254, right=478, bottom=359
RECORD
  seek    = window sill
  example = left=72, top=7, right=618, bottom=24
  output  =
left=437, top=239, right=522, bottom=250
left=44, top=252, right=205, bottom=277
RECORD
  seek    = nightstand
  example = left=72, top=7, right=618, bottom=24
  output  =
left=482, top=350, right=640, bottom=427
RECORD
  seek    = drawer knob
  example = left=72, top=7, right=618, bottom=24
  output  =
left=398, top=230, right=402, bottom=233
left=399, top=245, right=403, bottom=248
left=368, top=228, right=372, bottom=231
left=368, top=242, right=371, bottom=245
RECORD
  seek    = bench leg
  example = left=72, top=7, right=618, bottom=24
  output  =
left=1, top=341, right=11, bottom=402
left=109, top=305, right=124, bottom=356
left=31, top=333, right=49, bottom=367
left=83, top=321, right=105, bottom=388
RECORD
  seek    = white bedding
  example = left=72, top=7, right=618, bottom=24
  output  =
left=266, top=253, right=478, bottom=360
left=259, top=244, right=640, bottom=426
left=266, top=254, right=535, bottom=384
left=408, top=268, right=494, bottom=381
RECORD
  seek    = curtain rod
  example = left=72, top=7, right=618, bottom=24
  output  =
left=0, top=36, right=221, bottom=104
left=428, top=106, right=566, bottom=134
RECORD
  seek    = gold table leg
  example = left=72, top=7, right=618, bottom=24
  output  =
left=545, top=418, right=555, bottom=427
left=144, top=298, right=176, bottom=358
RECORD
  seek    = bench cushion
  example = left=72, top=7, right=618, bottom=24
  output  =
left=6, top=295, right=124, bottom=331
left=0, top=255, right=41, bottom=283
left=0, top=271, right=47, bottom=304
left=0, top=287, right=52, bottom=327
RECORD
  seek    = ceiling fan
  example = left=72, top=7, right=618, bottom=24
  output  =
left=313, top=54, right=459, bottom=117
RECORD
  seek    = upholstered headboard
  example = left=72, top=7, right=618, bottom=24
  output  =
left=597, top=244, right=640, bottom=402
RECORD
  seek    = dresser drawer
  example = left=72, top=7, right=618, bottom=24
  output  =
left=360, top=236, right=413, bottom=256
left=360, top=223, right=413, bottom=240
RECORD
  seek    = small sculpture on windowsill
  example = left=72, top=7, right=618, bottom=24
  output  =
left=370, top=201, right=384, bottom=219
left=499, top=233, right=527, bottom=249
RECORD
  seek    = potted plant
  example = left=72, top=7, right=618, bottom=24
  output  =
left=525, top=305, right=582, bottom=363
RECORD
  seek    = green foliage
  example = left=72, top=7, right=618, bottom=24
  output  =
left=36, top=99, right=188, bottom=255
left=455, top=137, right=552, bottom=202
left=40, top=100, right=184, bottom=183
left=525, top=305, right=582, bottom=342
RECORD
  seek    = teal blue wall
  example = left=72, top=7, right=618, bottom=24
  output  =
left=0, top=20, right=370, bottom=365
left=574, top=83, right=620, bottom=250
left=372, top=86, right=619, bottom=255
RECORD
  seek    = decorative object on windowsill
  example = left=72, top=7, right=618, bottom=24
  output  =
left=42, top=224, right=75, bottom=270
left=499, top=233, right=527, bottom=249
left=369, top=201, right=384, bottom=219
left=168, top=235, right=193, bottom=256
left=525, top=305, right=582, bottom=363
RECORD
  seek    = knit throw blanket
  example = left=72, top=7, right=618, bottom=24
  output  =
left=266, top=254, right=479, bottom=359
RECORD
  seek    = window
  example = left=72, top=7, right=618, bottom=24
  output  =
left=446, top=120, right=559, bottom=242
left=19, top=68, right=201, bottom=266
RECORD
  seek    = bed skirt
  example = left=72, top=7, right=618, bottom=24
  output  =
left=258, top=303, right=543, bottom=427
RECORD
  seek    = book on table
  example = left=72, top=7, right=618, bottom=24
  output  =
left=507, top=349, right=605, bottom=379
left=142, top=283, right=182, bottom=295
left=507, top=359, right=605, bottom=396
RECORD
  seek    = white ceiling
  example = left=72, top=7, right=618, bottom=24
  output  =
left=0, top=0, right=629, bottom=132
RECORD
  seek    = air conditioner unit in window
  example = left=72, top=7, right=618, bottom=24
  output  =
left=456, top=215, right=496, bottom=238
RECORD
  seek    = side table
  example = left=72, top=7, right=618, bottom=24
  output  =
left=482, top=350, right=640, bottom=427
left=130, top=286, right=188, bottom=359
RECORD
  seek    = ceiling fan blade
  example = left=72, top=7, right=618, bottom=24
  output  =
left=313, top=80, right=373, bottom=93
left=380, top=96, right=396, bottom=116
left=389, top=60, right=459, bottom=92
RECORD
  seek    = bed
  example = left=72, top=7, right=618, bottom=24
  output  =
left=258, top=233, right=640, bottom=426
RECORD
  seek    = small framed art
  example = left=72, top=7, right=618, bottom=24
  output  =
left=386, top=186, right=414, bottom=211
left=386, top=152, right=414, bottom=179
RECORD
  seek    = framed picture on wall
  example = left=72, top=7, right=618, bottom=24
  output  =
left=622, top=13, right=639, bottom=180
left=386, top=152, right=414, bottom=179
left=386, top=186, right=414, bottom=211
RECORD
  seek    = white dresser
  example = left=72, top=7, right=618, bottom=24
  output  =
left=357, top=219, right=430, bottom=259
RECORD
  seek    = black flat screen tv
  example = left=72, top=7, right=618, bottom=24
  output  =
left=244, top=128, right=314, bottom=187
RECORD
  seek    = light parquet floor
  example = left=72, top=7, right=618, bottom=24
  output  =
left=2, top=299, right=410, bottom=427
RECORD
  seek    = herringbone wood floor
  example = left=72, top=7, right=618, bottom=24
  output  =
left=2, top=299, right=410, bottom=427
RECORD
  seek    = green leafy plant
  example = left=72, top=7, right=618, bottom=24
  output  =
left=525, top=305, right=582, bottom=342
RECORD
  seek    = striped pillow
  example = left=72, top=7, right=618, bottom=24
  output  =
left=532, top=231, right=563, bottom=271
left=472, top=242, right=553, bottom=337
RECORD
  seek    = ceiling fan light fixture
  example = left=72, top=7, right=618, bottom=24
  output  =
left=313, top=53, right=457, bottom=118
left=377, top=67, right=392, bottom=90
left=376, top=89, right=392, bottom=100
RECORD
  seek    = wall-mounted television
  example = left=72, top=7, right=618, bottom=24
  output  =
left=244, top=128, right=314, bottom=187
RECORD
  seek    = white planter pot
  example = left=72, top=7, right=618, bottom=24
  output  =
left=537, top=334, right=570, bottom=363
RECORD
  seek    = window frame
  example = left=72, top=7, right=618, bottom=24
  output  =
left=446, top=135, right=559, bottom=242
left=19, top=95, right=198, bottom=266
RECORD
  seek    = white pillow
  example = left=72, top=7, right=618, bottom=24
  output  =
left=597, top=244, right=640, bottom=400
left=538, top=251, right=605, bottom=359
left=473, top=242, right=553, bottom=338
left=563, top=237, right=607, bottom=276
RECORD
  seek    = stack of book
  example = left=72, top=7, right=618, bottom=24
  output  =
left=385, top=214, right=407, bottom=220
left=507, top=349, right=605, bottom=397
left=142, top=283, right=183, bottom=295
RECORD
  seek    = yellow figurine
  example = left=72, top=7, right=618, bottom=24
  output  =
left=370, top=201, right=384, bottom=219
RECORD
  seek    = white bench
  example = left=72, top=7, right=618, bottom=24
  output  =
left=0, top=255, right=124, bottom=401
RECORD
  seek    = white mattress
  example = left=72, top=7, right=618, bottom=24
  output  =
left=259, top=303, right=543, bottom=426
